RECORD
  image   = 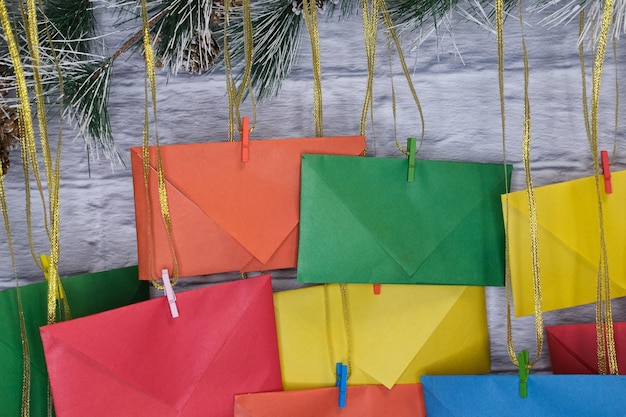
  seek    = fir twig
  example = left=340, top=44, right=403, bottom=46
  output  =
left=213, top=0, right=304, bottom=101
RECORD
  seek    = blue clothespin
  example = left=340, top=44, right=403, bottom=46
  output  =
left=335, top=362, right=348, bottom=408
left=407, top=137, right=416, bottom=182
left=518, top=349, right=529, bottom=398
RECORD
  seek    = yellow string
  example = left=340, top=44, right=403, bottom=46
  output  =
left=501, top=0, right=544, bottom=370
left=360, top=0, right=379, bottom=138
left=380, top=0, right=424, bottom=155
left=586, top=0, right=618, bottom=375
left=0, top=175, right=30, bottom=417
left=140, top=0, right=179, bottom=288
left=323, top=284, right=353, bottom=380
left=224, top=0, right=256, bottom=142
left=301, top=0, right=323, bottom=137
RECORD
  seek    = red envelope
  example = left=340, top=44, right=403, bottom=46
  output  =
left=546, top=322, right=626, bottom=374
left=234, top=384, right=426, bottom=417
left=40, top=275, right=282, bottom=417
left=131, top=136, right=365, bottom=280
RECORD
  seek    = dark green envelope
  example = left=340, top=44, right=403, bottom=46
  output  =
left=297, top=154, right=512, bottom=286
left=0, top=266, right=149, bottom=417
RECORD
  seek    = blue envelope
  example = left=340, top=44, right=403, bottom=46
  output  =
left=421, top=374, right=626, bottom=416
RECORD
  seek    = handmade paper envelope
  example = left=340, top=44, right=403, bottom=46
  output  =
left=273, top=283, right=490, bottom=389
left=130, top=136, right=365, bottom=280
left=297, top=154, right=512, bottom=285
left=40, top=275, right=282, bottom=417
left=502, top=170, right=626, bottom=317
left=234, top=384, right=426, bottom=417
left=546, top=322, right=626, bottom=374
left=421, top=374, right=626, bottom=416
left=1, top=266, right=149, bottom=417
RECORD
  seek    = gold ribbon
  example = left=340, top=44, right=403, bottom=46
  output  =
left=500, top=0, right=544, bottom=371
left=324, top=284, right=353, bottom=379
left=1, top=1, right=64, bottom=415
left=360, top=0, right=425, bottom=155
left=140, top=0, right=179, bottom=288
left=578, top=1, right=618, bottom=375
left=0, top=174, right=30, bottom=417
left=585, top=0, right=618, bottom=375
left=224, top=0, right=256, bottom=142
left=301, top=0, right=324, bottom=137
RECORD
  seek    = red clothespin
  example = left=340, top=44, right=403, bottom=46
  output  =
left=241, top=116, right=250, bottom=163
left=373, top=284, right=381, bottom=295
left=601, top=150, right=612, bottom=194
left=162, top=269, right=179, bottom=318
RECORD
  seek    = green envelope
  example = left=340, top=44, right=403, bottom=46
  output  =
left=0, top=266, right=149, bottom=417
left=297, top=154, right=512, bottom=286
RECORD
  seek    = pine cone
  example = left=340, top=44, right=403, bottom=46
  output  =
left=0, top=104, right=19, bottom=176
left=181, top=30, right=220, bottom=74
left=291, top=0, right=335, bottom=13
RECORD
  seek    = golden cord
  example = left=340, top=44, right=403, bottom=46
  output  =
left=224, top=0, right=256, bottom=142
left=301, top=0, right=323, bottom=136
left=323, top=284, right=353, bottom=380
left=502, top=0, right=544, bottom=370
left=0, top=174, right=30, bottom=417
left=380, top=1, right=424, bottom=155
left=140, top=0, right=179, bottom=288
left=587, top=0, right=618, bottom=375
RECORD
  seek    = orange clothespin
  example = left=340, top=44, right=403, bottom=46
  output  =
left=241, top=116, right=250, bottom=163
left=162, top=269, right=179, bottom=318
left=601, top=150, right=612, bottom=194
left=373, top=284, right=381, bottom=295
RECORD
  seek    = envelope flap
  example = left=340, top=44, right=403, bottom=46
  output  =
left=300, top=155, right=509, bottom=283
left=504, top=170, right=626, bottom=269
left=546, top=322, right=626, bottom=374
left=352, top=285, right=478, bottom=387
left=234, top=385, right=426, bottom=417
left=132, top=136, right=364, bottom=264
left=41, top=276, right=277, bottom=413
left=421, top=375, right=626, bottom=416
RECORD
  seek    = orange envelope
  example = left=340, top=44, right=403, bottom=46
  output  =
left=234, top=384, right=426, bottom=417
left=131, top=136, right=365, bottom=280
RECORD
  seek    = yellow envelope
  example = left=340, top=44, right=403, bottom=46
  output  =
left=502, top=170, right=626, bottom=317
left=273, top=284, right=490, bottom=390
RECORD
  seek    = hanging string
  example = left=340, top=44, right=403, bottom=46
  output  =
left=500, top=0, right=544, bottom=370
left=578, top=0, right=618, bottom=375
left=587, top=0, right=618, bottom=375
left=140, top=0, right=179, bottom=288
left=380, top=0, right=424, bottom=155
left=224, top=0, right=256, bottom=142
left=360, top=0, right=424, bottom=155
left=360, top=0, right=379, bottom=138
left=0, top=175, right=30, bottom=417
left=323, top=284, right=353, bottom=379
left=301, top=0, right=323, bottom=136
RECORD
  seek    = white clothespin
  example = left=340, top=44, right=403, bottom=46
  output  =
left=162, top=269, right=179, bottom=318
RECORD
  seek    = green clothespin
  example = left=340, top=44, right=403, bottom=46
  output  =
left=517, top=349, right=529, bottom=398
left=407, top=137, right=416, bottom=182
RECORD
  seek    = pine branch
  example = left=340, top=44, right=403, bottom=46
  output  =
left=212, top=0, right=304, bottom=101
left=44, top=0, right=96, bottom=53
